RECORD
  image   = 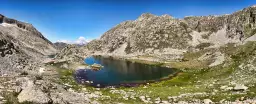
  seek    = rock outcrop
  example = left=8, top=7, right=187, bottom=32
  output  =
left=57, top=6, right=256, bottom=61
left=17, top=77, right=52, bottom=104
left=55, top=44, right=87, bottom=62
left=54, top=42, right=68, bottom=50
left=0, top=14, right=57, bottom=75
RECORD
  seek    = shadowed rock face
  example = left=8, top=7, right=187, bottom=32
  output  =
left=1, top=14, right=32, bottom=31
left=54, top=42, right=68, bottom=50
left=0, top=39, right=17, bottom=57
left=0, top=15, right=3, bottom=23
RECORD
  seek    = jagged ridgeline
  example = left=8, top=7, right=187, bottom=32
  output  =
left=0, top=5, right=256, bottom=104
left=80, top=6, right=256, bottom=55
left=0, top=14, right=57, bottom=73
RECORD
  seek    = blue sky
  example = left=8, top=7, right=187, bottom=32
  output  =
left=1, top=0, right=256, bottom=43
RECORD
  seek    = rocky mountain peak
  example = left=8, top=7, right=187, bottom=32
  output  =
left=0, top=14, right=57, bottom=73
left=68, top=5, right=256, bottom=58
left=137, top=13, right=157, bottom=21
left=0, top=14, right=54, bottom=45
left=0, top=14, right=33, bottom=31
left=250, top=5, right=256, bottom=8
left=161, top=14, right=174, bottom=19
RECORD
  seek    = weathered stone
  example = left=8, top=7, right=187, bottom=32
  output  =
left=13, top=86, right=22, bottom=93
left=234, top=84, right=248, bottom=91
left=17, top=80, right=52, bottom=104
left=0, top=14, right=57, bottom=75
left=0, top=96, right=4, bottom=100
left=203, top=99, right=213, bottom=104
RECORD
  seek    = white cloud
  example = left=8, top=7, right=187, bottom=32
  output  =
left=57, top=36, right=91, bottom=45
left=75, top=36, right=89, bottom=45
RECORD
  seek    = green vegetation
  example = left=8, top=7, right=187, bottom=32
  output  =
left=57, top=68, right=82, bottom=90
left=3, top=91, right=20, bottom=104
left=230, top=41, right=256, bottom=62
left=163, top=48, right=215, bottom=69
left=244, top=24, right=256, bottom=38
left=52, top=42, right=256, bottom=103
left=183, top=49, right=213, bottom=61
left=126, top=55, right=164, bottom=66
left=195, top=43, right=212, bottom=50
left=164, top=60, right=210, bottom=69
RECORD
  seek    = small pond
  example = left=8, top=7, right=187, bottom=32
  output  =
left=75, top=56, right=179, bottom=87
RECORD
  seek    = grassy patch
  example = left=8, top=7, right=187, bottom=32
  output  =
left=244, top=24, right=256, bottom=38
left=183, top=49, right=213, bottom=61
left=3, top=91, right=20, bottom=104
left=195, top=43, right=212, bottom=50
left=162, top=49, right=215, bottom=69
left=230, top=41, right=256, bottom=63
left=52, top=42, right=256, bottom=103
left=164, top=60, right=209, bottom=69
left=126, top=59, right=164, bottom=66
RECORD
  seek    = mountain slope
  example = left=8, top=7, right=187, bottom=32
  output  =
left=54, top=42, right=68, bottom=50
left=57, top=6, right=256, bottom=63
left=91, top=6, right=256, bottom=54
left=0, top=14, right=57, bottom=74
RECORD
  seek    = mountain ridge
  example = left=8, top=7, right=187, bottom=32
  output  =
left=0, top=5, right=256, bottom=104
left=56, top=5, right=256, bottom=63
left=0, top=14, right=57, bottom=74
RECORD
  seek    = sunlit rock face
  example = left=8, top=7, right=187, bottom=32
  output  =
left=0, top=14, right=57, bottom=55
left=0, top=14, right=57, bottom=74
left=54, top=42, right=68, bottom=50
left=81, top=6, right=256, bottom=56
left=97, top=13, right=191, bottom=54
left=56, top=6, right=256, bottom=63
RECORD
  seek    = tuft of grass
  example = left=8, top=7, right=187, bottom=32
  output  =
left=230, top=41, right=256, bottom=63
left=244, top=24, right=256, bottom=38
left=195, top=43, right=212, bottom=50
left=183, top=49, right=213, bottom=61
left=164, top=60, right=210, bottom=69
left=3, top=91, right=20, bottom=104
left=126, top=59, right=164, bottom=66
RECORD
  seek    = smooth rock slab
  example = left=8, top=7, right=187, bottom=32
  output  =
left=234, top=84, right=248, bottom=91
left=203, top=99, right=213, bottom=104
left=17, top=79, right=51, bottom=104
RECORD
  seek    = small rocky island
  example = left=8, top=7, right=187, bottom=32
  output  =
left=90, top=63, right=104, bottom=70
left=1, top=5, right=256, bottom=104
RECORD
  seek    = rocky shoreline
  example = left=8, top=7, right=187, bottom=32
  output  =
left=1, top=5, right=256, bottom=104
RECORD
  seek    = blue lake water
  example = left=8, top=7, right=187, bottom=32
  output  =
left=75, top=56, right=178, bottom=87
